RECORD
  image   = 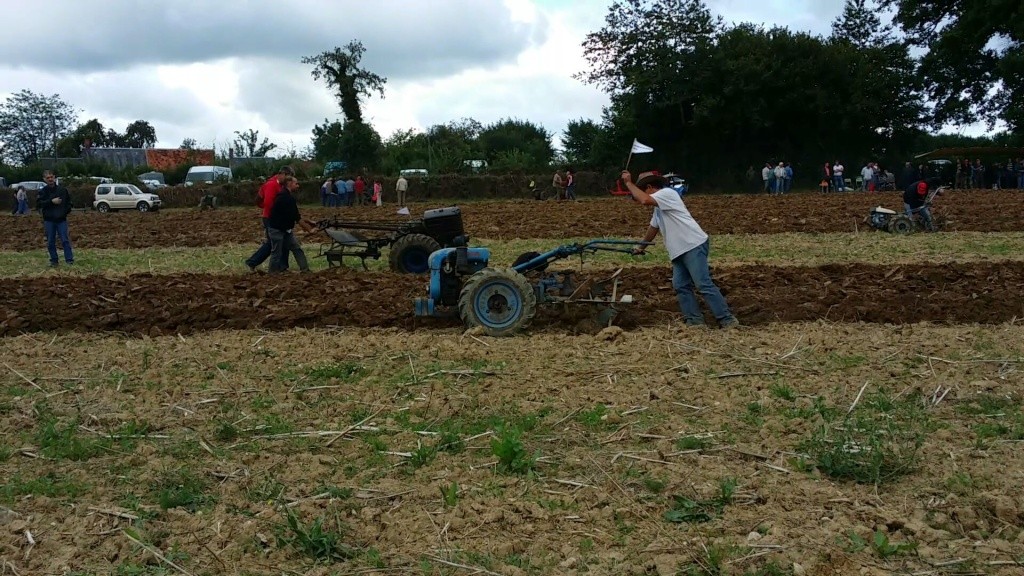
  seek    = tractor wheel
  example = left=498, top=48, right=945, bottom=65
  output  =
left=458, top=268, right=537, bottom=337
left=887, top=215, right=913, bottom=234
left=389, top=233, right=441, bottom=274
left=96, top=202, right=110, bottom=213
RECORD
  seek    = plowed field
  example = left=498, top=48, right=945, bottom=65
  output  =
left=3, top=262, right=1022, bottom=336
left=2, top=190, right=1023, bottom=250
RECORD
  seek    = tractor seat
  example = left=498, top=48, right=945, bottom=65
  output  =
left=871, top=206, right=897, bottom=215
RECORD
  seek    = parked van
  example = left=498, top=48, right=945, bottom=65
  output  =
left=184, top=166, right=232, bottom=186
left=400, top=168, right=429, bottom=178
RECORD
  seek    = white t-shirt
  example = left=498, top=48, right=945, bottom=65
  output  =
left=396, top=177, right=408, bottom=192
left=761, top=167, right=770, bottom=180
left=649, top=188, right=708, bottom=260
left=861, top=166, right=873, bottom=180
left=834, top=163, right=844, bottom=176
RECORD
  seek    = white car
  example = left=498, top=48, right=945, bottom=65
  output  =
left=93, top=183, right=162, bottom=213
left=11, top=181, right=46, bottom=192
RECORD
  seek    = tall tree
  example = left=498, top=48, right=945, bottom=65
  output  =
left=880, top=0, right=1024, bottom=130
left=561, top=119, right=606, bottom=169
left=57, top=118, right=111, bottom=157
left=232, top=129, right=276, bottom=157
left=180, top=138, right=198, bottom=150
left=123, top=120, right=158, bottom=148
left=302, top=41, right=387, bottom=124
left=0, top=90, right=77, bottom=164
left=831, top=0, right=893, bottom=48
left=477, top=118, right=553, bottom=172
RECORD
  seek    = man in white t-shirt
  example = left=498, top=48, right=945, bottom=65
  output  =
left=833, top=161, right=845, bottom=192
left=621, top=170, right=738, bottom=329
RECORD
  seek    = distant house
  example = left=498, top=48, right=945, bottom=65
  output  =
left=84, top=148, right=215, bottom=170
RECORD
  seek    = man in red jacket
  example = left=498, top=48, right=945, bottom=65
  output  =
left=245, top=165, right=295, bottom=271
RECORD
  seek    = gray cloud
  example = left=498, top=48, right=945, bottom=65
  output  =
left=0, top=0, right=535, bottom=81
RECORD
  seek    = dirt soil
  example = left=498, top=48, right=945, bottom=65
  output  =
left=2, top=190, right=1023, bottom=251
left=2, top=324, right=1022, bottom=575
left=2, top=262, right=1022, bottom=337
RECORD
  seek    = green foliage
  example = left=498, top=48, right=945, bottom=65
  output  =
left=664, top=477, right=736, bottom=523
left=151, top=468, right=214, bottom=511
left=576, top=404, right=611, bottom=428
left=676, top=435, right=712, bottom=451
left=881, top=0, right=1024, bottom=129
left=36, top=415, right=108, bottom=461
left=800, top=391, right=929, bottom=483
left=0, top=89, right=78, bottom=164
left=477, top=118, right=554, bottom=172
left=231, top=128, right=276, bottom=158
left=490, top=425, right=537, bottom=475
left=1, top=472, right=90, bottom=503
left=305, top=361, right=365, bottom=383
left=440, top=481, right=459, bottom=507
left=277, top=507, right=355, bottom=561
left=769, top=383, right=796, bottom=401
left=408, top=441, right=437, bottom=469
left=302, top=41, right=387, bottom=125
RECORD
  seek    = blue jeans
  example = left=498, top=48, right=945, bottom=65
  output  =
left=44, top=220, right=74, bottom=264
left=1018, top=172, right=1023, bottom=189
left=672, top=240, right=735, bottom=325
left=833, top=175, right=845, bottom=192
left=16, top=198, right=29, bottom=214
left=904, top=203, right=934, bottom=231
left=245, top=218, right=287, bottom=270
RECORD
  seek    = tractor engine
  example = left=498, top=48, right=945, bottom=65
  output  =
left=414, top=246, right=491, bottom=317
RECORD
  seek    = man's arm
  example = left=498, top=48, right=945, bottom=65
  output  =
left=620, top=171, right=658, bottom=206
left=634, top=226, right=659, bottom=254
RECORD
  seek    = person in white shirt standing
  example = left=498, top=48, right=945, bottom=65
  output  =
left=833, top=160, right=845, bottom=192
left=621, top=170, right=739, bottom=329
left=860, top=163, right=874, bottom=191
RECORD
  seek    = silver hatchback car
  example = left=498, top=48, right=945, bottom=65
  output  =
left=93, top=183, right=162, bottom=212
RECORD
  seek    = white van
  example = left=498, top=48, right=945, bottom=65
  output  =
left=399, top=168, right=429, bottom=178
left=184, top=166, right=232, bottom=186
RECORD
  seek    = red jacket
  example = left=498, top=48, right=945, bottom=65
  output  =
left=354, top=178, right=366, bottom=194
left=257, top=175, right=284, bottom=218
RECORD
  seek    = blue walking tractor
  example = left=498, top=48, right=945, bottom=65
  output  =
left=414, top=239, right=651, bottom=336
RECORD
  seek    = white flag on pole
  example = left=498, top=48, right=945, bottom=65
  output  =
left=630, top=139, right=654, bottom=154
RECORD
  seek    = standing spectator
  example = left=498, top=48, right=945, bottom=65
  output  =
left=36, top=171, right=74, bottom=267
left=860, top=162, right=873, bottom=191
left=822, top=162, right=833, bottom=193
left=267, top=176, right=314, bottom=273
left=551, top=169, right=564, bottom=200
left=564, top=168, right=577, bottom=200
left=832, top=160, right=845, bottom=192
left=772, top=162, right=786, bottom=194
left=320, top=177, right=330, bottom=206
left=343, top=176, right=356, bottom=206
left=354, top=175, right=367, bottom=205
left=395, top=173, right=409, bottom=207
left=15, top=185, right=30, bottom=215
left=783, top=162, right=793, bottom=193
left=954, top=160, right=965, bottom=189
left=972, top=159, right=984, bottom=188
left=244, top=166, right=294, bottom=272
left=762, top=162, right=772, bottom=193
left=621, top=170, right=738, bottom=329
left=372, top=179, right=383, bottom=206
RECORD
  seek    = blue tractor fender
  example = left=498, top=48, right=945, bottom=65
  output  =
left=426, top=247, right=490, bottom=302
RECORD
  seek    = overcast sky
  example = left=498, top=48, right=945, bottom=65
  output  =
left=2, top=0, right=901, bottom=154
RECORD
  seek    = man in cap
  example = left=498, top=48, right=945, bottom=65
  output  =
left=621, top=170, right=739, bottom=329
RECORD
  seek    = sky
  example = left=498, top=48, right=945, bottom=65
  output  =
left=0, top=0, right=924, bottom=155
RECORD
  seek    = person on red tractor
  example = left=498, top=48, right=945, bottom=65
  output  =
left=903, top=176, right=938, bottom=232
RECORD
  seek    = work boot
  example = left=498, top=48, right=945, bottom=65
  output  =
left=719, top=317, right=741, bottom=330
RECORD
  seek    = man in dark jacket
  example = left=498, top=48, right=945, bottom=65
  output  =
left=37, top=171, right=74, bottom=267
left=245, top=165, right=294, bottom=272
left=267, top=176, right=314, bottom=273
left=903, top=177, right=939, bottom=232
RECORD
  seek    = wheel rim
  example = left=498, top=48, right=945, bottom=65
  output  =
left=473, top=279, right=523, bottom=329
left=400, top=248, right=430, bottom=274
left=98, top=204, right=109, bottom=213
left=138, top=203, right=149, bottom=212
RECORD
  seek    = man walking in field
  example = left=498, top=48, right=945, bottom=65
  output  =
left=245, top=165, right=294, bottom=272
left=621, top=170, right=738, bottom=329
